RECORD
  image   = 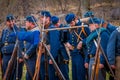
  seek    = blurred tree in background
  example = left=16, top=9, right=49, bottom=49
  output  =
left=0, top=0, right=119, bottom=30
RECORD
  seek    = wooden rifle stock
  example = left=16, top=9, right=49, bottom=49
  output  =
left=43, top=43, right=65, bottom=80
left=94, top=40, right=116, bottom=79
left=33, top=43, right=42, bottom=80
left=99, top=44, right=116, bottom=79
left=91, top=38, right=101, bottom=80
left=93, top=39, right=116, bottom=80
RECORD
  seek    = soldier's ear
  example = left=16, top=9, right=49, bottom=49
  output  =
left=31, top=22, right=35, bottom=25
left=28, top=22, right=32, bottom=25
left=47, top=17, right=51, bottom=21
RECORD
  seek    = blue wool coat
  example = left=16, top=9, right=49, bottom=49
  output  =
left=107, top=28, right=120, bottom=65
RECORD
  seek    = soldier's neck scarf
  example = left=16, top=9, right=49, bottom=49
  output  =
left=86, top=28, right=107, bottom=44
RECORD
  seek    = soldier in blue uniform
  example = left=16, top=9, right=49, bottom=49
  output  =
left=85, top=17, right=110, bottom=80
left=107, top=26, right=120, bottom=80
left=91, top=18, right=116, bottom=80
left=84, top=11, right=116, bottom=34
left=51, top=16, right=69, bottom=80
left=39, top=11, right=53, bottom=80
left=65, top=13, right=90, bottom=80
left=18, top=15, right=40, bottom=80
left=0, top=14, right=18, bottom=80
left=17, top=27, right=27, bottom=80
left=100, top=19, right=116, bottom=33
left=101, top=19, right=116, bottom=80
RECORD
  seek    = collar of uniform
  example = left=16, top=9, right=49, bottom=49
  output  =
left=30, top=27, right=40, bottom=32
left=44, top=23, right=52, bottom=29
left=6, top=24, right=18, bottom=31
left=86, top=28, right=107, bottom=44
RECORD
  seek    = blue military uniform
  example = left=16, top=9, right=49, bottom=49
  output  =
left=106, top=23, right=116, bottom=33
left=0, top=14, right=18, bottom=80
left=107, top=27, right=120, bottom=66
left=18, top=15, right=40, bottom=80
left=100, top=19, right=116, bottom=34
left=100, top=18, right=116, bottom=80
left=39, top=53, right=45, bottom=80
left=107, top=27, right=120, bottom=80
left=39, top=11, right=54, bottom=80
left=86, top=17, right=110, bottom=80
left=17, top=27, right=29, bottom=80
left=65, top=13, right=90, bottom=80
left=17, top=41, right=24, bottom=80
left=48, top=25, right=60, bottom=80
left=51, top=16, right=70, bottom=80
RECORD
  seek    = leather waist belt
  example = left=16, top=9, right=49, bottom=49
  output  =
left=4, top=42, right=15, bottom=46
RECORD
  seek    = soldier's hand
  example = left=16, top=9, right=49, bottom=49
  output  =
left=111, top=65, right=116, bottom=69
left=99, top=64, right=104, bottom=68
left=22, top=52, right=29, bottom=59
left=77, top=41, right=82, bottom=49
left=22, top=52, right=25, bottom=55
left=66, top=42, right=74, bottom=50
left=18, top=58, right=23, bottom=63
left=47, top=45, right=50, bottom=50
left=49, top=59, right=53, bottom=64
left=24, top=54, right=29, bottom=59
left=84, top=63, right=89, bottom=69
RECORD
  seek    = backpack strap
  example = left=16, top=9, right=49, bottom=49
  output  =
left=81, top=23, right=87, bottom=37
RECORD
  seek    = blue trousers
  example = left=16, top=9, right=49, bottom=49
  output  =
left=2, top=54, right=16, bottom=80
left=48, top=64, right=58, bottom=80
left=17, top=62, right=24, bottom=80
left=89, top=57, right=106, bottom=80
left=71, top=53, right=86, bottom=80
left=26, top=56, right=36, bottom=80
left=59, top=63, right=69, bottom=80
left=40, top=54, right=45, bottom=80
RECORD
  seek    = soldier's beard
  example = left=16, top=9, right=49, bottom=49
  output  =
left=26, top=26, right=31, bottom=30
left=8, top=24, right=14, bottom=29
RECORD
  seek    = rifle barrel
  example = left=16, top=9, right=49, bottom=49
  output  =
left=42, top=25, right=88, bottom=32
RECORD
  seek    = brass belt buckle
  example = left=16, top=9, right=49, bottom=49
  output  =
left=4, top=42, right=8, bottom=46
left=90, top=54, right=93, bottom=58
left=72, top=46, right=75, bottom=49
left=63, top=59, right=69, bottom=64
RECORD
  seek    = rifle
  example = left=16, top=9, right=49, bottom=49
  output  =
left=33, top=43, right=42, bottom=80
left=43, top=43, right=66, bottom=80
left=91, top=38, right=101, bottom=80
left=32, top=13, right=45, bottom=80
left=20, top=50, right=34, bottom=78
left=92, top=38, right=116, bottom=80
left=44, top=45, right=49, bottom=80
left=95, top=41, right=116, bottom=79
left=42, top=25, right=88, bottom=32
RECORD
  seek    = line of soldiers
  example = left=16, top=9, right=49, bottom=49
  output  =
left=0, top=10, right=119, bottom=80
